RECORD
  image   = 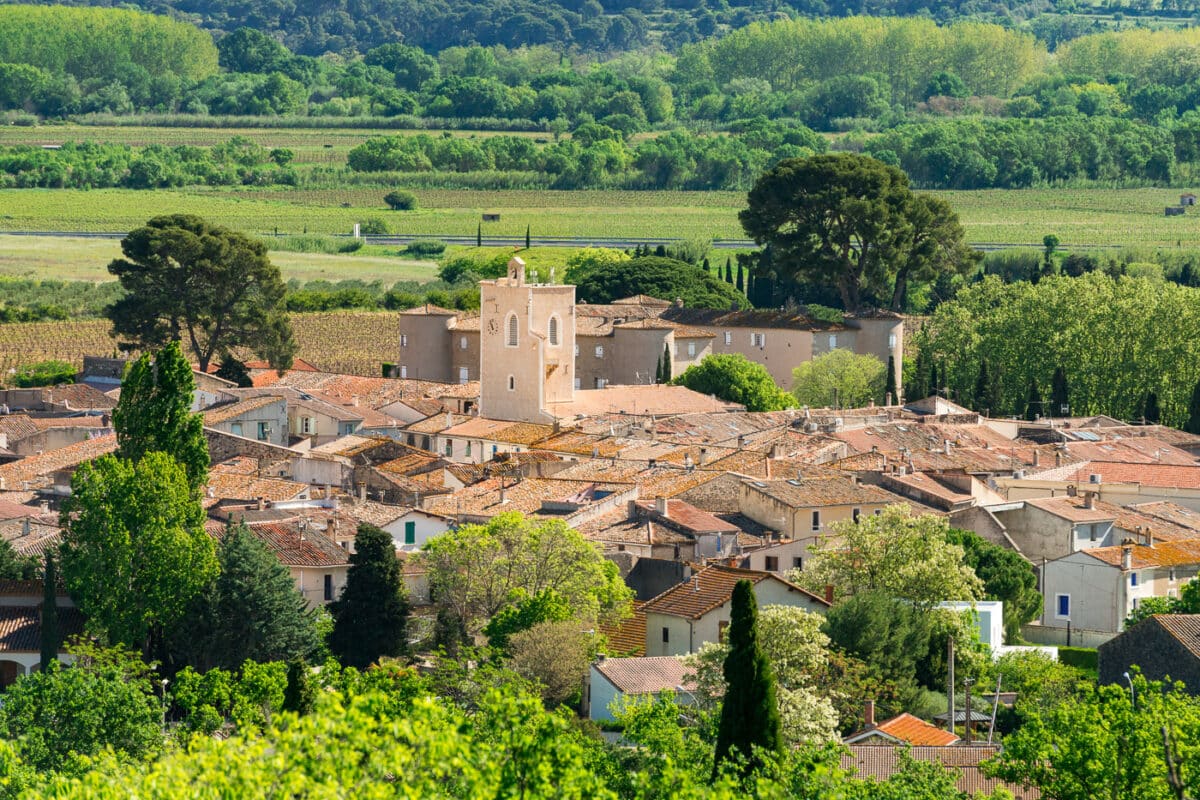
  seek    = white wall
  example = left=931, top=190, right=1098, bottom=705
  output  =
left=382, top=510, right=452, bottom=551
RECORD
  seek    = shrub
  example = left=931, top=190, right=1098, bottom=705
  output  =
left=403, top=239, right=447, bottom=257
left=360, top=218, right=390, bottom=235
left=12, top=359, right=75, bottom=387
left=384, top=190, right=418, bottom=210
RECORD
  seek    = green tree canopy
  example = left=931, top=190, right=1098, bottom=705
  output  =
left=713, top=579, right=783, bottom=776
left=673, top=353, right=794, bottom=412
left=60, top=452, right=217, bottom=650
left=112, top=340, right=209, bottom=492
left=106, top=215, right=296, bottom=373
left=795, top=505, right=984, bottom=609
left=329, top=523, right=410, bottom=669
left=792, top=349, right=886, bottom=409
left=172, top=522, right=321, bottom=672
left=422, top=512, right=632, bottom=636
left=573, top=256, right=748, bottom=309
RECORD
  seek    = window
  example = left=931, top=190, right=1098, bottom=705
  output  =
left=765, top=556, right=779, bottom=571
left=404, top=521, right=416, bottom=545
left=575, top=344, right=580, bottom=357
left=400, top=334, right=408, bottom=347
left=1056, top=594, right=1070, bottom=619
left=507, top=375, right=516, bottom=392
left=506, top=313, right=519, bottom=347
left=792, top=557, right=803, bottom=570
left=874, top=509, right=882, bottom=516
left=811, top=510, right=820, bottom=531
left=1170, top=568, right=1177, bottom=583
left=341, top=423, right=355, bottom=436
left=574, top=378, right=581, bottom=390
left=301, top=417, right=312, bottom=435
left=751, top=333, right=765, bottom=347
left=852, top=507, right=862, bottom=522
left=595, top=345, right=604, bottom=358
left=231, top=422, right=242, bottom=436
left=400, top=365, right=408, bottom=378
left=458, top=367, right=469, bottom=384
left=674, top=344, right=679, bottom=357
left=323, top=574, right=333, bottom=602
left=492, top=445, right=498, bottom=456
left=724, top=331, right=732, bottom=345
left=888, top=333, right=897, bottom=349
left=829, top=334, right=837, bottom=349
left=1131, top=572, right=1139, bottom=587
left=444, top=440, right=453, bottom=456
left=662, top=627, right=670, bottom=644
left=687, top=342, right=696, bottom=357
left=460, top=336, right=468, bottom=350
left=595, top=378, right=608, bottom=389
left=548, top=316, right=559, bottom=346
left=465, top=441, right=472, bottom=457
left=257, top=422, right=269, bottom=440
left=718, top=620, right=729, bottom=644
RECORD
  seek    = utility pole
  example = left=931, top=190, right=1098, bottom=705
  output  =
left=963, top=676, right=976, bottom=745
left=946, top=636, right=955, bottom=733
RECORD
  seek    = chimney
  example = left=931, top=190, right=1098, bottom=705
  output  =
left=359, top=485, right=367, bottom=501
left=648, top=458, right=657, bottom=469
left=692, top=575, right=700, bottom=592
left=1122, top=545, right=1132, bottom=571
left=1055, top=451, right=1063, bottom=467
left=499, top=485, right=507, bottom=505
left=864, top=699, right=876, bottom=727
left=257, top=497, right=266, bottom=511
left=824, top=584, right=834, bottom=604
left=796, top=470, right=803, bottom=482
left=445, top=412, right=453, bottom=429
left=21, top=518, right=30, bottom=537
left=627, top=499, right=638, bottom=518
left=943, top=439, right=951, bottom=455
left=206, top=486, right=215, bottom=499
left=1084, top=492, right=1095, bottom=510
left=699, top=447, right=708, bottom=465
left=1147, top=527, right=1155, bottom=548
left=764, top=457, right=771, bottom=480
left=1033, top=450, right=1040, bottom=467
left=737, top=435, right=747, bottom=448
left=770, top=443, right=784, bottom=459
left=352, top=395, right=360, bottom=407
left=656, top=496, right=668, bottom=517
left=39, top=500, right=49, bottom=515
left=0, top=433, right=6, bottom=450
left=1067, top=484, right=1077, bottom=497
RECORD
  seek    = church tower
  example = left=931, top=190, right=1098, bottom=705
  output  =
left=478, top=257, right=575, bottom=423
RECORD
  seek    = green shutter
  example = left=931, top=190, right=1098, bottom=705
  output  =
left=404, top=521, right=416, bottom=544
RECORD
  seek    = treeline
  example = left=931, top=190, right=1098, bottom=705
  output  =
left=347, top=121, right=825, bottom=189
left=0, top=137, right=295, bottom=189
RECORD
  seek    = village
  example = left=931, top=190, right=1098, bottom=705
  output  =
left=0, top=256, right=1195, bottom=794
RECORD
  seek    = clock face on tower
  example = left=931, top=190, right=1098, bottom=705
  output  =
left=487, top=319, right=499, bottom=335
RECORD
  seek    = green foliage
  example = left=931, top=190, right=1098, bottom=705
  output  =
left=384, top=190, right=418, bottom=210
left=713, top=580, right=782, bottom=776
left=107, top=214, right=296, bottom=373
left=60, top=452, right=217, bottom=650
left=283, top=658, right=316, bottom=715
left=505, top=619, right=592, bottom=707
left=0, top=536, right=40, bottom=582
left=673, top=354, right=794, bottom=412
left=170, top=660, right=288, bottom=734
left=359, top=217, right=389, bottom=235
left=171, top=522, right=320, bottom=672
left=113, top=340, right=210, bottom=491
left=422, top=512, right=632, bottom=636
left=919, top=274, right=1200, bottom=427
left=993, top=650, right=1087, bottom=714
left=945, top=527, right=1041, bottom=644
left=11, top=359, right=74, bottom=387
left=329, top=523, right=410, bottom=669
left=792, top=349, right=886, bottom=409
left=214, top=355, right=252, bottom=388
left=1126, top=578, right=1200, bottom=628
left=574, top=256, right=747, bottom=309
left=41, top=551, right=59, bottom=672
left=483, top=589, right=572, bottom=654
left=1056, top=646, right=1099, bottom=675
left=0, top=643, right=161, bottom=776
left=403, top=239, right=446, bottom=257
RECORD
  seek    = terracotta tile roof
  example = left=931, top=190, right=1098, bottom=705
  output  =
left=449, top=314, right=480, bottom=332
left=442, top=417, right=555, bottom=446
left=341, top=500, right=412, bottom=528
left=833, top=421, right=1017, bottom=457
left=241, top=522, right=349, bottom=568
left=1062, top=438, right=1198, bottom=465
left=407, top=413, right=470, bottom=435
left=0, top=518, right=62, bottom=556
left=840, top=745, right=1039, bottom=799
left=1025, top=496, right=1117, bottom=523
left=547, top=385, right=742, bottom=417
left=248, top=369, right=475, bottom=406
left=308, top=435, right=381, bottom=457
left=1082, top=538, right=1200, bottom=569
left=600, top=604, right=646, bottom=656
left=399, top=303, right=458, bottom=316
left=203, top=395, right=284, bottom=425
left=594, top=656, right=694, bottom=694
left=1147, top=615, right=1200, bottom=660
left=534, top=431, right=624, bottom=457
left=848, top=713, right=960, bottom=746
left=0, top=416, right=39, bottom=442
left=743, top=477, right=904, bottom=508
left=1041, top=461, right=1200, bottom=490
left=0, top=605, right=85, bottom=653
left=0, top=500, right=37, bottom=521
left=205, top=472, right=309, bottom=503
left=30, top=416, right=106, bottom=430
left=635, top=499, right=739, bottom=534
left=883, top=472, right=974, bottom=506
left=1127, top=502, right=1200, bottom=532
left=659, top=306, right=844, bottom=331
left=39, top=384, right=116, bottom=411
left=574, top=511, right=692, bottom=546
left=0, top=433, right=117, bottom=488
left=641, top=565, right=828, bottom=620
left=611, top=295, right=672, bottom=307
left=422, top=477, right=634, bottom=519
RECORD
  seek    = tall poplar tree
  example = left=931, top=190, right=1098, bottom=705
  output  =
left=885, top=355, right=897, bottom=405
left=973, top=359, right=992, bottom=415
left=1050, top=366, right=1070, bottom=417
left=713, top=579, right=782, bottom=777
left=1143, top=391, right=1161, bottom=424
left=40, top=551, right=59, bottom=671
left=1025, top=379, right=1043, bottom=421
left=1185, top=378, right=1200, bottom=434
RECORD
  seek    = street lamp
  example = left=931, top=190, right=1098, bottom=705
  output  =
left=1123, top=671, right=1136, bottom=710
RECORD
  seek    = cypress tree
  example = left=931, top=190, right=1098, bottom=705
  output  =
left=524, top=224, right=531, bottom=250
left=929, top=362, right=939, bottom=397
left=714, top=580, right=782, bottom=777
left=1185, top=378, right=1200, bottom=434
left=885, top=356, right=897, bottom=405
left=703, top=257, right=711, bottom=274
left=736, top=262, right=745, bottom=292
left=1143, top=391, right=1161, bottom=425
left=973, top=359, right=992, bottom=415
left=746, top=272, right=756, bottom=304
left=283, top=657, right=316, bottom=715
left=1025, top=379, right=1043, bottom=421
left=725, top=258, right=733, bottom=284
left=330, top=524, right=410, bottom=669
left=40, top=551, right=59, bottom=672
left=476, top=223, right=482, bottom=248
left=655, top=244, right=667, bottom=257
left=1050, top=366, right=1070, bottom=417
left=661, top=343, right=672, bottom=383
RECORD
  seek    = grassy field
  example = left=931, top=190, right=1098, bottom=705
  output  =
left=5, top=186, right=1200, bottom=247
left=0, top=235, right=439, bottom=283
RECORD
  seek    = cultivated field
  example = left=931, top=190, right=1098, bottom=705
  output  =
left=0, top=311, right=402, bottom=380
left=1, top=186, right=1199, bottom=247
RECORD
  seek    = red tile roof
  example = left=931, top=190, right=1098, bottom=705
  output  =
left=641, top=565, right=828, bottom=620
left=0, top=605, right=84, bottom=653
left=241, top=523, right=350, bottom=568
left=600, top=605, right=647, bottom=656
left=1050, top=461, right=1200, bottom=490
left=0, top=433, right=117, bottom=488
left=594, top=656, right=694, bottom=694
left=848, top=712, right=960, bottom=746
left=840, top=745, right=1039, bottom=799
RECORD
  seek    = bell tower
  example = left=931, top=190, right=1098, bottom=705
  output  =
left=478, top=257, right=575, bottom=423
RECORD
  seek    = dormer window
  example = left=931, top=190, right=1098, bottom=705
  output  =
left=506, top=313, right=519, bottom=347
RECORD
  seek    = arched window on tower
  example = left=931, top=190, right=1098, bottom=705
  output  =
left=506, top=313, right=518, bottom=347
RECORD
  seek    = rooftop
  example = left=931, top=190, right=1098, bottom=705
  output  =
left=203, top=395, right=285, bottom=425
left=1025, top=496, right=1118, bottom=524
left=742, top=476, right=904, bottom=509
left=840, top=745, right=1038, bottom=799
left=641, top=565, right=827, bottom=620
left=846, top=712, right=961, bottom=746
left=594, top=656, right=694, bottom=695
left=599, top=605, right=647, bottom=657
left=547, top=385, right=742, bottom=418
left=0, top=433, right=117, bottom=489
left=422, top=477, right=634, bottom=520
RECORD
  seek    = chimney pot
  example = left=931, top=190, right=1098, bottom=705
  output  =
left=1084, top=492, right=1095, bottom=510
left=257, top=497, right=266, bottom=511
left=1122, top=545, right=1132, bottom=571
left=21, top=518, right=30, bottom=536
left=944, top=439, right=951, bottom=455
left=692, top=575, right=700, bottom=592
left=1055, top=451, right=1063, bottom=467
left=864, top=699, right=876, bottom=727
left=39, top=500, right=49, bottom=514
left=655, top=496, right=668, bottom=517
left=1033, top=450, right=1040, bottom=467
